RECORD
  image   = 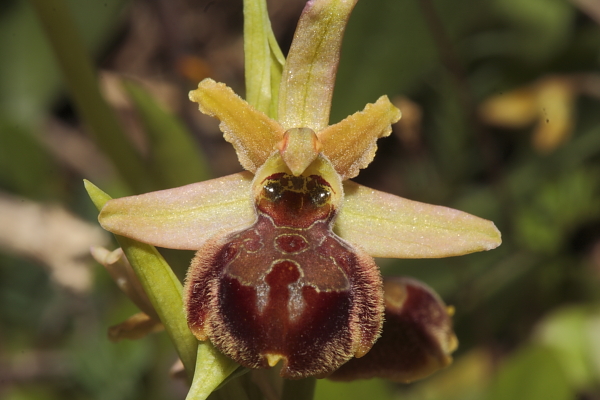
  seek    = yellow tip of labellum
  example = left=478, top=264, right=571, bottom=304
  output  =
left=278, top=128, right=322, bottom=176
left=265, top=353, right=283, bottom=367
left=354, top=343, right=374, bottom=359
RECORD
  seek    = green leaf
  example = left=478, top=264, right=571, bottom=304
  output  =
left=534, top=306, right=600, bottom=389
left=84, top=180, right=198, bottom=378
left=331, top=0, right=437, bottom=121
left=513, top=167, right=600, bottom=254
left=0, top=118, right=63, bottom=200
left=490, top=0, right=574, bottom=66
left=0, top=0, right=128, bottom=125
left=121, top=79, right=211, bottom=187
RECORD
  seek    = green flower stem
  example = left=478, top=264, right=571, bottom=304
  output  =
left=29, top=0, right=156, bottom=194
left=84, top=180, right=199, bottom=379
left=281, top=377, right=316, bottom=400
left=186, top=345, right=242, bottom=400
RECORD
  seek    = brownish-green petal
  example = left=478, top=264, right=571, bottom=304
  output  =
left=90, top=246, right=158, bottom=319
left=318, top=96, right=401, bottom=180
left=278, top=0, right=358, bottom=132
left=189, top=79, right=285, bottom=172
left=99, top=173, right=256, bottom=250
left=335, top=181, right=501, bottom=258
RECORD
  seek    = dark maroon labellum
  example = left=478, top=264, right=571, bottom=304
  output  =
left=184, top=173, right=383, bottom=379
left=328, top=277, right=457, bottom=382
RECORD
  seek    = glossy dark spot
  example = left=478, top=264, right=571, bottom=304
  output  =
left=263, top=181, right=283, bottom=202
left=257, top=173, right=334, bottom=228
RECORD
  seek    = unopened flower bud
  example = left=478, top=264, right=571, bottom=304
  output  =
left=329, top=277, right=457, bottom=382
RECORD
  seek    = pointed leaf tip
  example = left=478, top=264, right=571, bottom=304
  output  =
left=84, top=179, right=112, bottom=211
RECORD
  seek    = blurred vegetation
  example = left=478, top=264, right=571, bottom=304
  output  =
left=1, top=0, right=600, bottom=399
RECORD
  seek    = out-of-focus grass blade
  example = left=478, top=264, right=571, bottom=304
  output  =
left=534, top=306, right=600, bottom=389
left=0, top=118, right=63, bottom=200
left=121, top=79, right=211, bottom=187
left=0, top=0, right=127, bottom=125
left=29, top=0, right=157, bottom=194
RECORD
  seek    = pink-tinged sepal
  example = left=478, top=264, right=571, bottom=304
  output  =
left=336, top=181, right=502, bottom=258
left=184, top=157, right=383, bottom=379
left=99, top=172, right=255, bottom=250
left=329, top=277, right=458, bottom=382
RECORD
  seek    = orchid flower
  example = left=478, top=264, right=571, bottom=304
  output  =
left=95, top=0, right=500, bottom=382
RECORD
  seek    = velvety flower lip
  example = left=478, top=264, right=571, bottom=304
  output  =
left=96, top=0, right=501, bottom=380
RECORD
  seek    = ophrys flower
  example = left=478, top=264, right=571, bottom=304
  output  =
left=97, top=0, right=500, bottom=380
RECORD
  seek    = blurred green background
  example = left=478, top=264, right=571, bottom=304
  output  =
left=1, top=0, right=600, bottom=399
